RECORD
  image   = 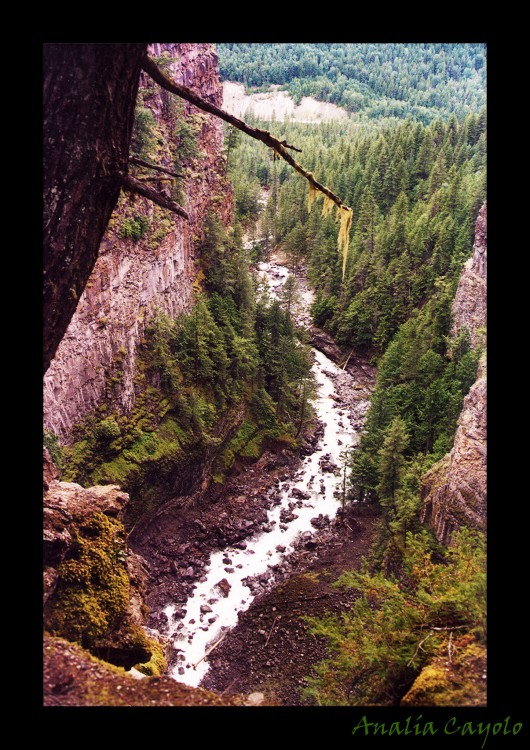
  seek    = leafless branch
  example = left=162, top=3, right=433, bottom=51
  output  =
left=447, top=630, right=455, bottom=665
left=118, top=173, right=189, bottom=219
left=407, top=632, right=434, bottom=667
left=142, top=55, right=351, bottom=212
left=264, top=616, right=279, bottom=647
left=192, top=634, right=226, bottom=670
left=129, top=156, right=184, bottom=179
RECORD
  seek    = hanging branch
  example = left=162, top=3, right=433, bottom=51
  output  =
left=118, top=173, right=189, bottom=219
left=141, top=55, right=353, bottom=275
left=137, top=176, right=176, bottom=182
left=142, top=55, right=303, bottom=155
left=129, top=155, right=184, bottom=179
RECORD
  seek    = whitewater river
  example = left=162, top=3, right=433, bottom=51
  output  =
left=161, top=261, right=366, bottom=687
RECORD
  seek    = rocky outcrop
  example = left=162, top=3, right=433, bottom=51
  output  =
left=43, top=635, right=240, bottom=706
left=450, top=201, right=486, bottom=349
left=43, top=43, right=231, bottom=440
left=43, top=470, right=130, bottom=603
left=421, top=203, right=487, bottom=544
left=43, top=451, right=164, bottom=672
left=420, top=357, right=486, bottom=542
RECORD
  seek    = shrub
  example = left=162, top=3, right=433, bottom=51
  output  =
left=94, top=417, right=121, bottom=443
left=44, top=430, right=63, bottom=469
left=118, top=215, right=150, bottom=241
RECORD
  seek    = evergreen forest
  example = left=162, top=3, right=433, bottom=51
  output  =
left=218, top=43, right=486, bottom=123
left=220, top=41, right=487, bottom=704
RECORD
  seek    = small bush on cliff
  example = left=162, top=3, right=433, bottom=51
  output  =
left=131, top=106, right=157, bottom=160
left=94, top=417, right=122, bottom=443
left=44, top=430, right=63, bottom=469
left=174, top=119, right=199, bottom=164
left=118, top=215, right=150, bottom=241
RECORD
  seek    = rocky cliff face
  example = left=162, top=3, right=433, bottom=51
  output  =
left=450, top=201, right=487, bottom=349
left=43, top=446, right=165, bottom=672
left=421, top=203, right=487, bottom=543
left=420, top=355, right=486, bottom=542
left=43, top=43, right=231, bottom=440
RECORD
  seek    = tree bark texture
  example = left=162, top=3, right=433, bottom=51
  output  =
left=43, top=43, right=148, bottom=375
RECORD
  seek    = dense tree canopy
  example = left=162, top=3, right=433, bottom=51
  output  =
left=227, top=73, right=486, bottom=576
left=218, top=43, right=486, bottom=123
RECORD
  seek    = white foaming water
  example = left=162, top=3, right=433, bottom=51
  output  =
left=162, top=263, right=360, bottom=687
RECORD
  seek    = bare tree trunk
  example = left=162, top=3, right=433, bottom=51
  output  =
left=43, top=43, right=148, bottom=375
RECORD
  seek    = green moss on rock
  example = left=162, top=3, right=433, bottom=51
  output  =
left=401, top=637, right=486, bottom=706
left=133, top=631, right=168, bottom=676
left=45, top=513, right=130, bottom=651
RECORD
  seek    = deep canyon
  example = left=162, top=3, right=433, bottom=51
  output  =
left=43, top=42, right=487, bottom=710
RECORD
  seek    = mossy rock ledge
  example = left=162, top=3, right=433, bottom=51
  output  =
left=43, top=450, right=167, bottom=678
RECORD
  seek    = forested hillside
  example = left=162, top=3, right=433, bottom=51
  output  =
left=55, top=212, right=314, bottom=523
left=218, top=43, right=486, bottom=122
left=224, top=64, right=486, bottom=702
left=229, top=103, right=485, bottom=518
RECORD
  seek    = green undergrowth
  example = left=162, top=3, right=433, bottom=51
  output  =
left=303, top=527, right=486, bottom=706
left=44, top=513, right=130, bottom=650
left=58, top=211, right=314, bottom=527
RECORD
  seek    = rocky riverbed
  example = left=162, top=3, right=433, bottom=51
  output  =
left=129, top=259, right=377, bottom=701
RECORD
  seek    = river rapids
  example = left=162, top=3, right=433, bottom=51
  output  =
left=158, top=261, right=369, bottom=687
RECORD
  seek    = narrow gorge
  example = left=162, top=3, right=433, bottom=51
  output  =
left=43, top=42, right=488, bottom=711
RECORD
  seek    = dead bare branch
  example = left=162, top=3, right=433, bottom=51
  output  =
left=192, top=634, right=226, bottom=669
left=129, top=155, right=184, bottom=179
left=142, top=55, right=351, bottom=213
left=118, top=173, right=189, bottom=219
left=447, top=630, right=455, bottom=665
left=407, top=632, right=434, bottom=667
left=264, top=616, right=279, bottom=647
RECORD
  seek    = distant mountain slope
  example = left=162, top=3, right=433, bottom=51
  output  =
left=217, top=43, right=486, bottom=123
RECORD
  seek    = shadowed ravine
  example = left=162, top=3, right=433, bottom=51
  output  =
left=146, top=260, right=374, bottom=689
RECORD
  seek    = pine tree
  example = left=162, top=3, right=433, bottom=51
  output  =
left=376, top=417, right=409, bottom=518
left=279, top=274, right=300, bottom=317
left=284, top=222, right=307, bottom=271
left=414, top=130, right=435, bottom=180
left=354, top=188, right=377, bottom=255
left=224, top=124, right=241, bottom=176
left=428, top=150, right=446, bottom=196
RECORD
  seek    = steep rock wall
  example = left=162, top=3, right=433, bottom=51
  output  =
left=44, top=43, right=231, bottom=440
left=420, top=356, right=486, bottom=542
left=450, top=201, right=487, bottom=349
left=421, top=203, right=487, bottom=543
